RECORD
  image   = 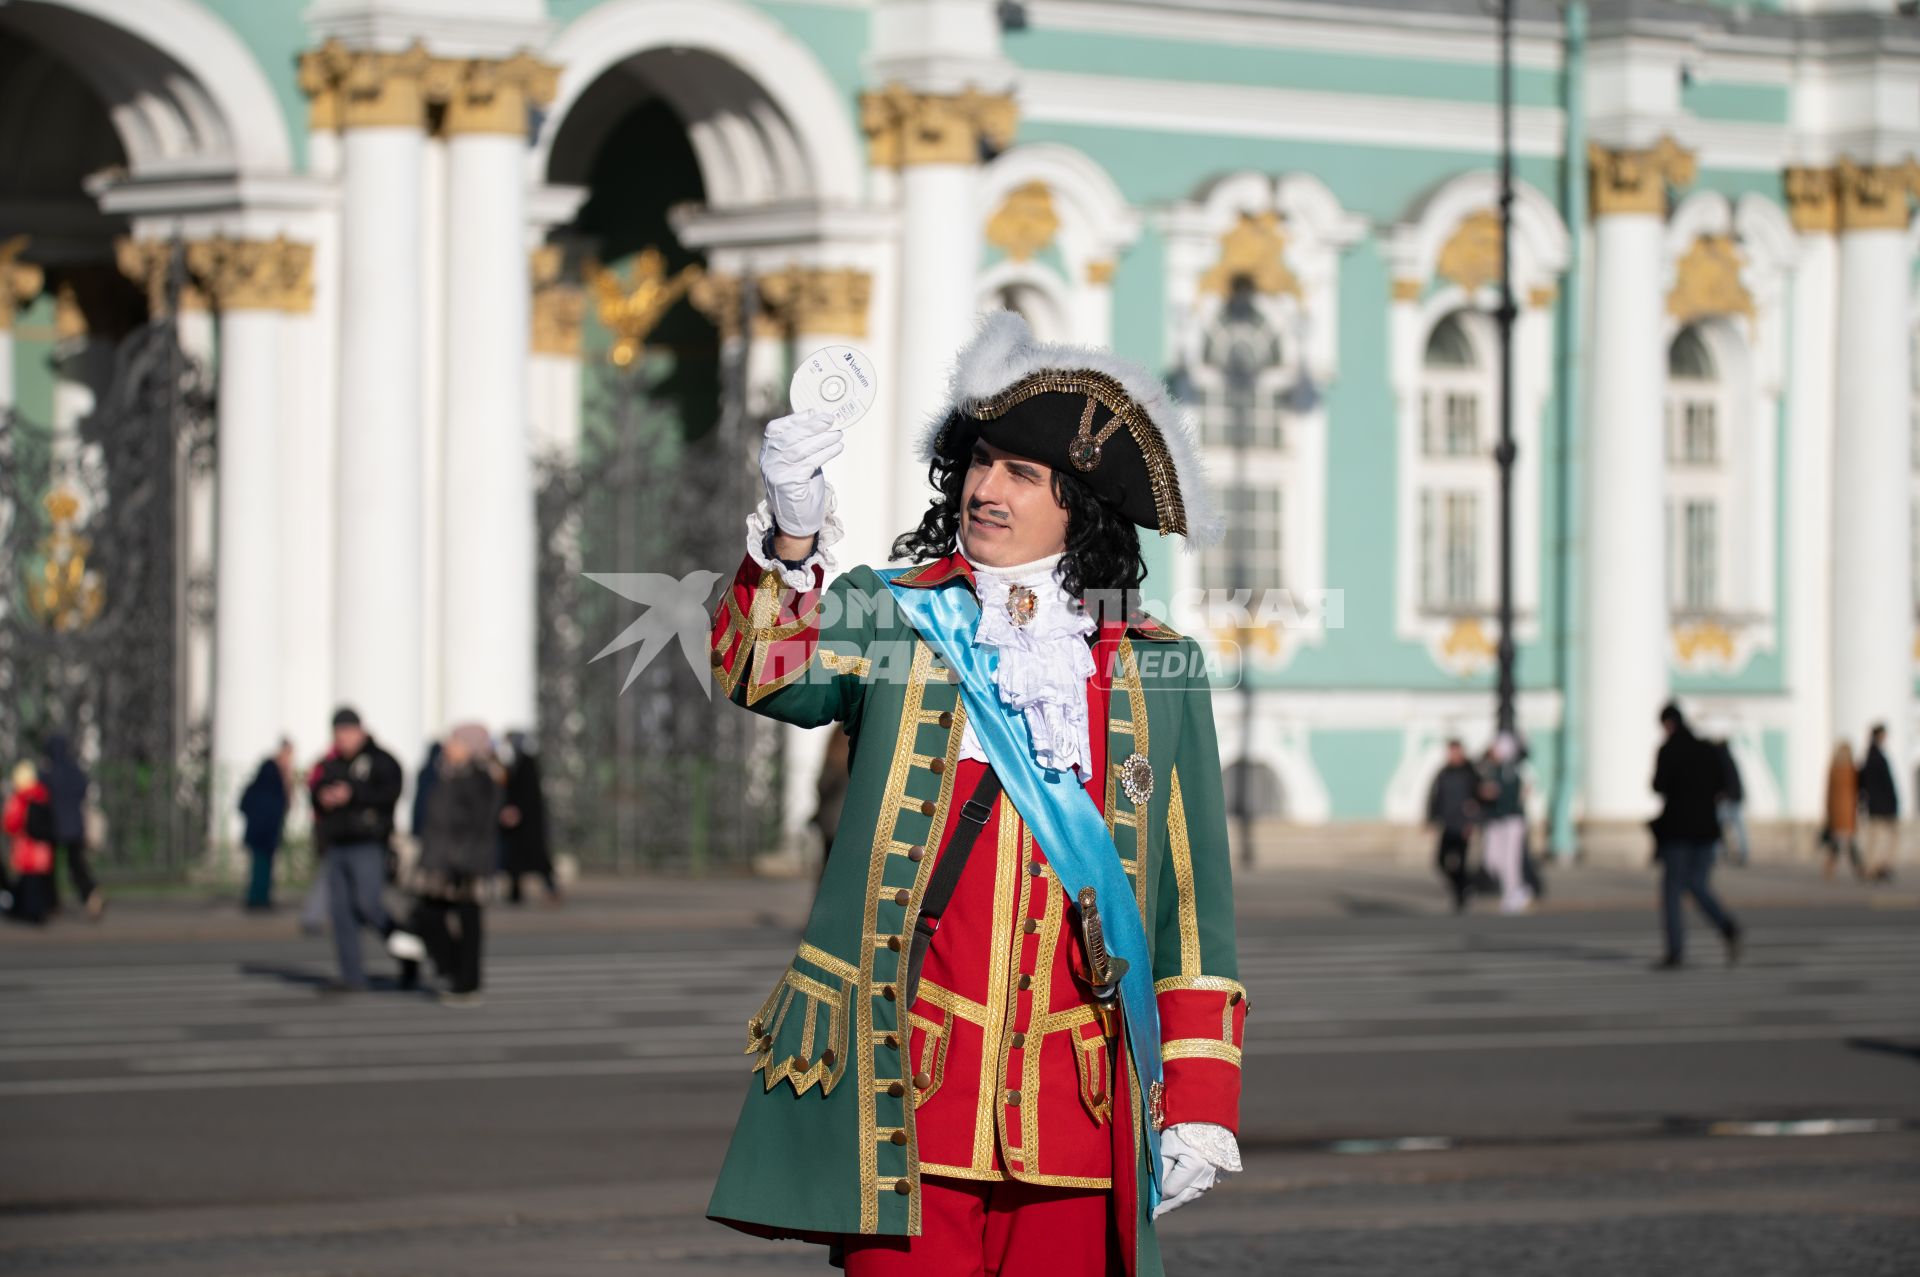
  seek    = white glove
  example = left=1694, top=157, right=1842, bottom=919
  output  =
left=759, top=408, right=844, bottom=538
left=1152, top=1122, right=1241, bottom=1219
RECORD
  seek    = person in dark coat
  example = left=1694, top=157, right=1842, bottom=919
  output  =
left=1714, top=738, right=1750, bottom=867
left=499, top=730, right=558, bottom=904
left=406, top=723, right=502, bottom=1003
left=42, top=735, right=102, bottom=919
left=1857, top=724, right=1900, bottom=883
left=411, top=741, right=443, bottom=846
left=308, top=707, right=406, bottom=991
left=239, top=740, right=294, bottom=911
left=1651, top=702, right=1742, bottom=969
left=1426, top=738, right=1481, bottom=912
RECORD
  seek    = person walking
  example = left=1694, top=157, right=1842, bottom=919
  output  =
left=1478, top=734, right=1531, bottom=914
left=42, top=735, right=102, bottom=919
left=239, top=740, right=294, bottom=911
left=307, top=708, right=413, bottom=991
left=499, top=730, right=558, bottom=904
left=1857, top=724, right=1900, bottom=883
left=1651, top=702, right=1742, bottom=969
left=1822, top=742, right=1865, bottom=880
left=1426, top=739, right=1481, bottom=912
left=4, top=762, right=55, bottom=924
left=1714, top=738, right=1751, bottom=867
left=403, top=723, right=502, bottom=1004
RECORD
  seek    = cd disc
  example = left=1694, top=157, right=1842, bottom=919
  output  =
left=789, top=345, right=879, bottom=428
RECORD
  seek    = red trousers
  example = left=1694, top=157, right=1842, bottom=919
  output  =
left=842, top=1176, right=1118, bottom=1277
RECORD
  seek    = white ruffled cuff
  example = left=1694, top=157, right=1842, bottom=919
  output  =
left=1168, top=1122, right=1242, bottom=1174
left=745, top=487, right=844, bottom=591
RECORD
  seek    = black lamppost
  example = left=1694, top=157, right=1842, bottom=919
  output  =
left=1494, top=0, right=1519, bottom=737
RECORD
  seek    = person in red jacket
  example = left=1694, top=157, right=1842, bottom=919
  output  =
left=5, top=761, right=56, bottom=924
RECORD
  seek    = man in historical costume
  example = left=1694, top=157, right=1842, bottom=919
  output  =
left=705, top=311, right=1246, bottom=1277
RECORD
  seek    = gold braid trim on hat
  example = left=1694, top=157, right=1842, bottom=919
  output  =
left=961, top=369, right=1188, bottom=538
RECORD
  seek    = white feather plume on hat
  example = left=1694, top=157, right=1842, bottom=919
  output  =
left=914, top=310, right=1224, bottom=549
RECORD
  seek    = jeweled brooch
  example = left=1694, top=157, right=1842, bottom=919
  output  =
left=1006, top=584, right=1038, bottom=628
left=1120, top=751, right=1154, bottom=805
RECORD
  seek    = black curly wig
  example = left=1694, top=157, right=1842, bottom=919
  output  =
left=890, top=416, right=1148, bottom=620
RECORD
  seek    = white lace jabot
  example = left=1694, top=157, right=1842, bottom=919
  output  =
left=956, top=548, right=1096, bottom=780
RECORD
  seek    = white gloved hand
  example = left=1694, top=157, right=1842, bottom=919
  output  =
left=1151, top=1122, right=1240, bottom=1220
left=759, top=408, right=844, bottom=539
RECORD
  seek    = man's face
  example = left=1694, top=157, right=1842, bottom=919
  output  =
left=958, top=439, right=1071, bottom=568
left=1445, top=743, right=1466, bottom=766
left=333, top=724, right=367, bottom=756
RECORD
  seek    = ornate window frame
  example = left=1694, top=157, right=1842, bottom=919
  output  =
left=976, top=143, right=1142, bottom=346
left=1386, top=173, right=1568, bottom=676
left=1660, top=191, right=1795, bottom=676
left=1157, top=172, right=1364, bottom=669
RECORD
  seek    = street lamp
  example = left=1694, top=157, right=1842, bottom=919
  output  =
left=1494, top=0, right=1519, bottom=738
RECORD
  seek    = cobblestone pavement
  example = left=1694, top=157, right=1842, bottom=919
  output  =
left=1, top=866, right=1915, bottom=1275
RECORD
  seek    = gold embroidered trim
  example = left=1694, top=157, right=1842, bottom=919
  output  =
left=748, top=966, right=852, bottom=1096
left=1162, top=1039, right=1242, bottom=1066
left=817, top=649, right=873, bottom=678
left=1154, top=974, right=1248, bottom=997
left=916, top=978, right=991, bottom=1026
left=1168, top=768, right=1201, bottom=978
left=919, top=1161, right=1007, bottom=1182
left=972, top=803, right=1021, bottom=1174
left=908, top=1011, right=950, bottom=1106
left=965, top=369, right=1189, bottom=538
left=797, top=942, right=857, bottom=983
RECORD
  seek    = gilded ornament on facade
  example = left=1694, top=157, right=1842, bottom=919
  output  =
left=1667, top=234, right=1753, bottom=324
left=1526, top=284, right=1557, bottom=309
left=24, top=487, right=104, bottom=634
left=1588, top=137, right=1696, bottom=218
left=115, top=239, right=208, bottom=316
left=986, top=183, right=1059, bottom=262
left=1436, top=210, right=1502, bottom=294
left=1783, top=166, right=1839, bottom=234
left=0, top=236, right=43, bottom=331
left=1119, top=752, right=1154, bottom=806
left=1085, top=259, right=1117, bottom=286
left=590, top=249, right=702, bottom=367
left=757, top=266, right=873, bottom=340
left=1390, top=277, right=1423, bottom=303
left=1438, top=617, right=1496, bottom=673
left=185, top=236, right=315, bottom=313
left=860, top=83, right=1018, bottom=168
left=428, top=52, right=559, bottom=136
left=1833, top=157, right=1920, bottom=232
left=297, top=39, right=435, bottom=131
left=529, top=245, right=584, bottom=357
left=1672, top=621, right=1735, bottom=668
left=1198, top=212, right=1300, bottom=298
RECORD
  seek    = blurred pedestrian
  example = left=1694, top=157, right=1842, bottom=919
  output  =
left=1426, top=738, right=1481, bottom=912
left=4, top=762, right=55, bottom=924
left=42, top=735, right=103, bottom=919
left=499, top=730, right=558, bottom=905
left=401, top=723, right=502, bottom=1005
left=1479, top=734, right=1531, bottom=913
left=1650, top=702, right=1742, bottom=970
left=411, top=740, right=443, bottom=850
left=1857, top=724, right=1899, bottom=883
left=298, top=754, right=332, bottom=935
left=1714, top=738, right=1750, bottom=867
left=239, top=740, right=294, bottom=912
left=308, top=708, right=412, bottom=991
left=1822, top=742, right=1864, bottom=881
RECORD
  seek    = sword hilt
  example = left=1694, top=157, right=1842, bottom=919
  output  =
left=1078, top=887, right=1128, bottom=999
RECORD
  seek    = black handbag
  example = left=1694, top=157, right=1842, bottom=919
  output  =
left=24, top=799, right=55, bottom=844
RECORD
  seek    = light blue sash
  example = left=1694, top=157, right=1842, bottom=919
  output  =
left=880, top=570, right=1163, bottom=1201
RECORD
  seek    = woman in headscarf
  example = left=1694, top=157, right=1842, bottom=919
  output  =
left=1823, top=742, right=1864, bottom=881
left=404, top=724, right=502, bottom=1004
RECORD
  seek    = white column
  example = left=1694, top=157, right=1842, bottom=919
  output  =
left=1830, top=175, right=1915, bottom=804
left=335, top=119, right=427, bottom=758
left=0, top=243, right=40, bottom=410
left=281, top=215, right=340, bottom=766
left=419, top=131, right=448, bottom=742
left=894, top=163, right=983, bottom=503
left=1783, top=174, right=1838, bottom=820
left=1582, top=184, right=1671, bottom=823
left=178, top=305, right=218, bottom=750
left=211, top=307, right=283, bottom=855
left=790, top=270, right=892, bottom=567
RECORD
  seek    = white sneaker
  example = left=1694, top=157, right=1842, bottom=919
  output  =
left=386, top=929, right=427, bottom=962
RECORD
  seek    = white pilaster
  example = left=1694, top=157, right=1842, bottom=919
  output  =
left=419, top=131, right=448, bottom=743
left=1583, top=210, right=1670, bottom=822
left=441, top=127, right=536, bottom=731
left=1831, top=220, right=1914, bottom=797
left=1784, top=202, right=1837, bottom=820
left=335, top=122, right=427, bottom=760
left=894, top=162, right=984, bottom=503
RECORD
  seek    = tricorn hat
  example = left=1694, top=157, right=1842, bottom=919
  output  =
left=917, top=311, right=1223, bottom=547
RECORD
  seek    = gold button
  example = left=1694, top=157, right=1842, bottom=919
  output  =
left=881, top=985, right=897, bottom=1002
left=919, top=799, right=937, bottom=817
left=893, top=889, right=911, bottom=906
left=907, top=844, right=926, bottom=862
left=888, top=1081, right=905, bottom=1098
left=1017, top=974, right=1032, bottom=990
left=914, top=1072, right=932, bottom=1089
left=894, top=1180, right=912, bottom=1195
left=1023, top=918, right=1038, bottom=935
left=1230, top=990, right=1243, bottom=1006
left=886, top=936, right=902, bottom=952
left=1006, top=1089, right=1022, bottom=1106
left=709, top=647, right=727, bottom=666
left=883, top=1034, right=899, bottom=1049
left=890, top=1130, right=907, bottom=1146
left=937, top=711, right=953, bottom=728
left=928, top=758, right=946, bottom=776
left=791, top=1055, right=807, bottom=1070
left=822, top=1049, right=837, bottom=1067
left=1030, top=861, right=1045, bottom=877
left=1011, top=1032, right=1026, bottom=1049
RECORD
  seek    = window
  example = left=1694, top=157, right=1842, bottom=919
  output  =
left=1191, top=288, right=1295, bottom=594
left=1416, top=312, right=1495, bottom=614
left=1664, top=325, right=1731, bottom=616
left=1202, top=485, right=1284, bottom=591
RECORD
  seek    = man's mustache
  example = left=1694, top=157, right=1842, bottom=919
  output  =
left=967, top=501, right=1010, bottom=527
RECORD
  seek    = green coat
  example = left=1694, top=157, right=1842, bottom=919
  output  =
left=706, top=555, right=1242, bottom=1272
